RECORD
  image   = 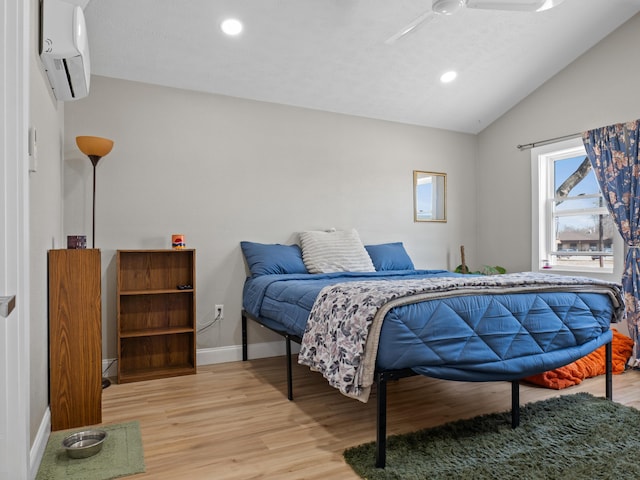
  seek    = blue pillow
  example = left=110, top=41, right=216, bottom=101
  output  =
left=365, top=242, right=415, bottom=271
left=240, top=241, right=308, bottom=277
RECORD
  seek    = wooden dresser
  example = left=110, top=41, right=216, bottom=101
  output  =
left=48, top=248, right=102, bottom=431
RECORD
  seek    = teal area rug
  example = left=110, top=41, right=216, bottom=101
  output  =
left=36, top=421, right=145, bottom=480
left=344, top=393, right=640, bottom=479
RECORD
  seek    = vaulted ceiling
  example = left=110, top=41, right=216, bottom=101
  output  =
left=81, top=0, right=640, bottom=134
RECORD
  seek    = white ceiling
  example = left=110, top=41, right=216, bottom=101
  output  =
left=82, top=0, right=640, bottom=134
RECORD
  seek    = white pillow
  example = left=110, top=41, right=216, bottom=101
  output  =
left=299, top=229, right=375, bottom=273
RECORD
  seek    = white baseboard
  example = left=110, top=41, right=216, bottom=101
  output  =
left=102, top=340, right=299, bottom=376
left=197, top=340, right=300, bottom=365
left=29, top=408, right=50, bottom=480
left=102, top=358, right=118, bottom=378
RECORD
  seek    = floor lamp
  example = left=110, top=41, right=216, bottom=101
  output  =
left=75, top=136, right=114, bottom=248
left=76, top=135, right=114, bottom=389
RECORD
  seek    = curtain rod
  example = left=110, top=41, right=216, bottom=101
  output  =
left=516, top=132, right=582, bottom=151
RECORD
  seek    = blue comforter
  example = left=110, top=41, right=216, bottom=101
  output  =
left=243, top=270, right=619, bottom=383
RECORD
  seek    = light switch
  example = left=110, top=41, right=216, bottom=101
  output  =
left=28, top=127, right=37, bottom=172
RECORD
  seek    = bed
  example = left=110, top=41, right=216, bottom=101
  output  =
left=240, top=234, right=624, bottom=468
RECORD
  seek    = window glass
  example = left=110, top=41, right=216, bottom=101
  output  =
left=551, top=154, right=613, bottom=269
left=531, top=138, right=621, bottom=277
left=554, top=155, right=600, bottom=196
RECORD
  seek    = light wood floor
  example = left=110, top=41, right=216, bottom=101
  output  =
left=101, top=357, right=640, bottom=479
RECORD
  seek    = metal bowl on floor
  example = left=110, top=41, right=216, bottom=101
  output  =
left=62, top=430, right=108, bottom=459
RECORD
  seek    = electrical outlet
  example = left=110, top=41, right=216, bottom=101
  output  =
left=215, top=304, right=224, bottom=319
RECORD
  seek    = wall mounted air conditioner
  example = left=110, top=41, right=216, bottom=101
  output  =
left=40, top=0, right=91, bottom=101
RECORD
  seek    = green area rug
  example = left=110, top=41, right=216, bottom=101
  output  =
left=36, top=421, right=145, bottom=480
left=344, top=393, right=640, bottom=479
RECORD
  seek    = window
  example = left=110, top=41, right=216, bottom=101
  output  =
left=531, top=138, right=622, bottom=277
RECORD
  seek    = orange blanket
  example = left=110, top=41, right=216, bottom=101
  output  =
left=523, top=330, right=634, bottom=390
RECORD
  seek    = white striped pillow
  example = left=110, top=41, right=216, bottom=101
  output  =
left=299, top=229, right=375, bottom=273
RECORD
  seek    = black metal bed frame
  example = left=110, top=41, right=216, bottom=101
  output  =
left=241, top=309, right=613, bottom=469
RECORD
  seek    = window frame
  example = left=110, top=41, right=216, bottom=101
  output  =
left=531, top=137, right=623, bottom=280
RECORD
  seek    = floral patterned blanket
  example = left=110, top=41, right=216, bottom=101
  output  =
left=297, top=272, right=623, bottom=402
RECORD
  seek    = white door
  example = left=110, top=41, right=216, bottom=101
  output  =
left=1, top=0, right=30, bottom=478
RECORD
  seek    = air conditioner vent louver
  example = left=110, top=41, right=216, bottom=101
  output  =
left=40, top=0, right=90, bottom=101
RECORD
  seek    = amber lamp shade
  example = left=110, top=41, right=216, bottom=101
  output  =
left=76, top=136, right=114, bottom=166
left=76, top=135, right=114, bottom=249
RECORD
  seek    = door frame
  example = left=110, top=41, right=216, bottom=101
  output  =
left=1, top=0, right=31, bottom=478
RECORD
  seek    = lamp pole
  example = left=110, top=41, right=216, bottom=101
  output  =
left=88, top=154, right=101, bottom=249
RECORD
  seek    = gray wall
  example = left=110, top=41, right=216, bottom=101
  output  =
left=29, top=0, right=65, bottom=444
left=64, top=77, right=478, bottom=360
left=477, top=13, right=640, bottom=275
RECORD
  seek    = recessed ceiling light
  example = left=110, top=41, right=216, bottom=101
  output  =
left=221, top=18, right=243, bottom=36
left=440, top=71, right=457, bottom=83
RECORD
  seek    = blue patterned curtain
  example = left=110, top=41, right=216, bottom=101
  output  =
left=582, top=119, right=640, bottom=358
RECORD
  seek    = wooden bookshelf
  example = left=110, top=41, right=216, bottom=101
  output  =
left=116, top=249, right=196, bottom=383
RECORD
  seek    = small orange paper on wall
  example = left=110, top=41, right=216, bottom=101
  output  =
left=523, top=330, right=634, bottom=390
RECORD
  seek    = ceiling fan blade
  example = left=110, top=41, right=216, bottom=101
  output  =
left=384, top=11, right=434, bottom=45
left=384, top=0, right=564, bottom=46
left=466, top=0, right=564, bottom=12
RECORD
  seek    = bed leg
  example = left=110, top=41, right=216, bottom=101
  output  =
left=511, top=381, right=520, bottom=429
left=242, top=313, right=248, bottom=361
left=286, top=336, right=293, bottom=401
left=376, top=372, right=387, bottom=468
left=606, top=340, right=613, bottom=400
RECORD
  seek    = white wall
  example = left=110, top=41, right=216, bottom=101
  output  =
left=29, top=0, right=64, bottom=445
left=477, top=13, right=640, bottom=275
left=64, top=77, right=478, bottom=359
